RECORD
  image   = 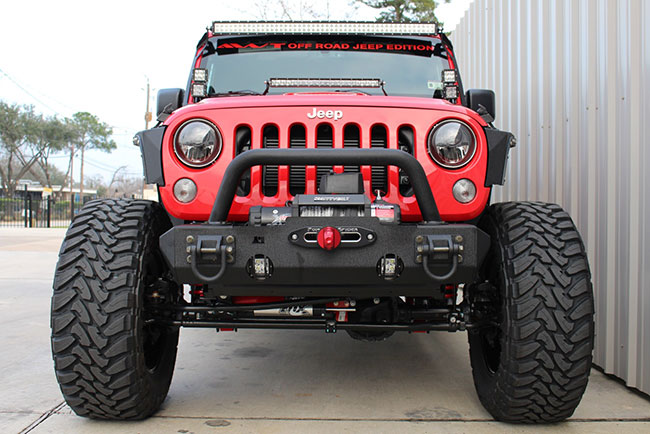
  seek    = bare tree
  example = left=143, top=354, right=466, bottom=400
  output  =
left=109, top=172, right=143, bottom=199
left=355, top=0, right=448, bottom=23
left=245, top=0, right=345, bottom=20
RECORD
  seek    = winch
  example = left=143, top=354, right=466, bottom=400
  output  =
left=248, top=172, right=401, bottom=225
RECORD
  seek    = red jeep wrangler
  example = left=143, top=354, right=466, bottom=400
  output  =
left=51, top=22, right=594, bottom=423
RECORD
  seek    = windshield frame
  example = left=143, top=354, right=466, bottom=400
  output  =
left=188, top=34, right=462, bottom=102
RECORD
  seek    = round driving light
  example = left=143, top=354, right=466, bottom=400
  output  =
left=174, top=120, right=222, bottom=168
left=453, top=179, right=476, bottom=204
left=428, top=120, right=476, bottom=168
left=173, top=178, right=197, bottom=203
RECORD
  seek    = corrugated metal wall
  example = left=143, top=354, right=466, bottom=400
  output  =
left=453, top=0, right=650, bottom=394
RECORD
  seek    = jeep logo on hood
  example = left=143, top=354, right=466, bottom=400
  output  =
left=307, top=108, right=343, bottom=121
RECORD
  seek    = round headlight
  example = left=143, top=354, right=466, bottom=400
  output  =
left=427, top=120, right=476, bottom=169
left=174, top=120, right=222, bottom=168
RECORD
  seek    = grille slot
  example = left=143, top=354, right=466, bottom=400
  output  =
left=289, top=124, right=306, bottom=196
left=235, top=126, right=251, bottom=196
left=371, top=125, right=388, bottom=194
left=343, top=124, right=360, bottom=174
left=398, top=126, right=415, bottom=197
left=262, top=125, right=279, bottom=196
left=315, top=124, right=333, bottom=191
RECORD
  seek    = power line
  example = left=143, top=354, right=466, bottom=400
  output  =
left=0, top=67, right=61, bottom=114
left=0, top=66, right=143, bottom=136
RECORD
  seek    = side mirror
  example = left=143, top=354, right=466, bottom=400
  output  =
left=156, top=88, right=185, bottom=121
left=466, top=89, right=496, bottom=122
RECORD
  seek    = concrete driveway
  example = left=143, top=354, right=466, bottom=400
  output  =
left=1, top=227, right=649, bottom=433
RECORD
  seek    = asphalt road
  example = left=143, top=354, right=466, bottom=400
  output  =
left=1, top=227, right=649, bottom=433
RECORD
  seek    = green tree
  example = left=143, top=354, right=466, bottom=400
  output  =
left=356, top=0, right=446, bottom=24
left=31, top=115, right=73, bottom=188
left=0, top=102, right=41, bottom=196
left=68, top=112, right=116, bottom=201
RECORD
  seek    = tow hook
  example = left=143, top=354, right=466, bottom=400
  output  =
left=187, top=235, right=235, bottom=282
left=448, top=312, right=466, bottom=332
left=415, top=235, right=463, bottom=281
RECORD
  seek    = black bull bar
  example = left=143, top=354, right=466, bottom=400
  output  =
left=160, top=148, right=491, bottom=294
left=209, top=148, right=441, bottom=222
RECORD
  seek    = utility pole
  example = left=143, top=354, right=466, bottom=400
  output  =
left=144, top=76, right=152, bottom=129
left=69, top=143, right=75, bottom=219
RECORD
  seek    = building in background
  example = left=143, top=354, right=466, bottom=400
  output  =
left=453, top=0, right=649, bottom=394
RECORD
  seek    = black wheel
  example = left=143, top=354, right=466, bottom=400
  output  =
left=51, top=199, right=180, bottom=419
left=468, top=202, right=594, bottom=423
left=346, top=330, right=394, bottom=342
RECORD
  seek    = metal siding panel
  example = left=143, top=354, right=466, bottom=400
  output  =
left=584, top=0, right=598, bottom=272
left=593, top=0, right=610, bottom=372
left=615, top=0, right=630, bottom=379
left=451, top=0, right=649, bottom=394
left=641, top=0, right=650, bottom=396
left=627, top=0, right=641, bottom=387
left=552, top=0, right=565, bottom=206
left=604, top=0, right=619, bottom=373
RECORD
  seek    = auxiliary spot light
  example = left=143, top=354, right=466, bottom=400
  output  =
left=193, top=68, right=208, bottom=83
left=192, top=83, right=207, bottom=98
left=442, top=69, right=457, bottom=84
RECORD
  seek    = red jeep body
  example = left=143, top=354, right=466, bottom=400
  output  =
left=159, top=94, right=491, bottom=223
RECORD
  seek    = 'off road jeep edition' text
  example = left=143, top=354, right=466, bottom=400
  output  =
left=51, top=22, right=594, bottom=423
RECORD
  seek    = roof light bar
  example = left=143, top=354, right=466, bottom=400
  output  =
left=268, top=78, right=383, bottom=88
left=212, top=21, right=439, bottom=35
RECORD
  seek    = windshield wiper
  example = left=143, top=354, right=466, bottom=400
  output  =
left=208, top=90, right=262, bottom=97
left=333, top=89, right=372, bottom=95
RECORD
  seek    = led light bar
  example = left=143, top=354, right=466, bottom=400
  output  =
left=212, top=21, right=439, bottom=35
left=268, top=78, right=383, bottom=88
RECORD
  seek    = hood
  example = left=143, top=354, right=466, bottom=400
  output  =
left=166, top=94, right=487, bottom=126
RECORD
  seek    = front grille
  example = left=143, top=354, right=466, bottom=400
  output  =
left=234, top=122, right=413, bottom=198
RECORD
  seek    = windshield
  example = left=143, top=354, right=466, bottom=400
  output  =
left=199, top=35, right=451, bottom=98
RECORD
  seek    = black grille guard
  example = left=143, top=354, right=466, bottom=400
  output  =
left=209, top=148, right=441, bottom=222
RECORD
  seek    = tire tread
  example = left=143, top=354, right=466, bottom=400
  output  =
left=51, top=198, right=176, bottom=420
left=470, top=201, right=594, bottom=423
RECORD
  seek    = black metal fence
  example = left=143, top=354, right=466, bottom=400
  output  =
left=0, top=195, right=83, bottom=228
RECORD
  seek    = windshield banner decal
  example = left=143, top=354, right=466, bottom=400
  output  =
left=217, top=41, right=438, bottom=54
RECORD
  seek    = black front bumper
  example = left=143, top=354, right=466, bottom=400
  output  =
left=160, top=217, right=490, bottom=297
left=159, top=149, right=490, bottom=297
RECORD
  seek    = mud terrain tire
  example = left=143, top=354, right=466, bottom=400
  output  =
left=468, top=202, right=594, bottom=423
left=51, top=199, right=179, bottom=419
